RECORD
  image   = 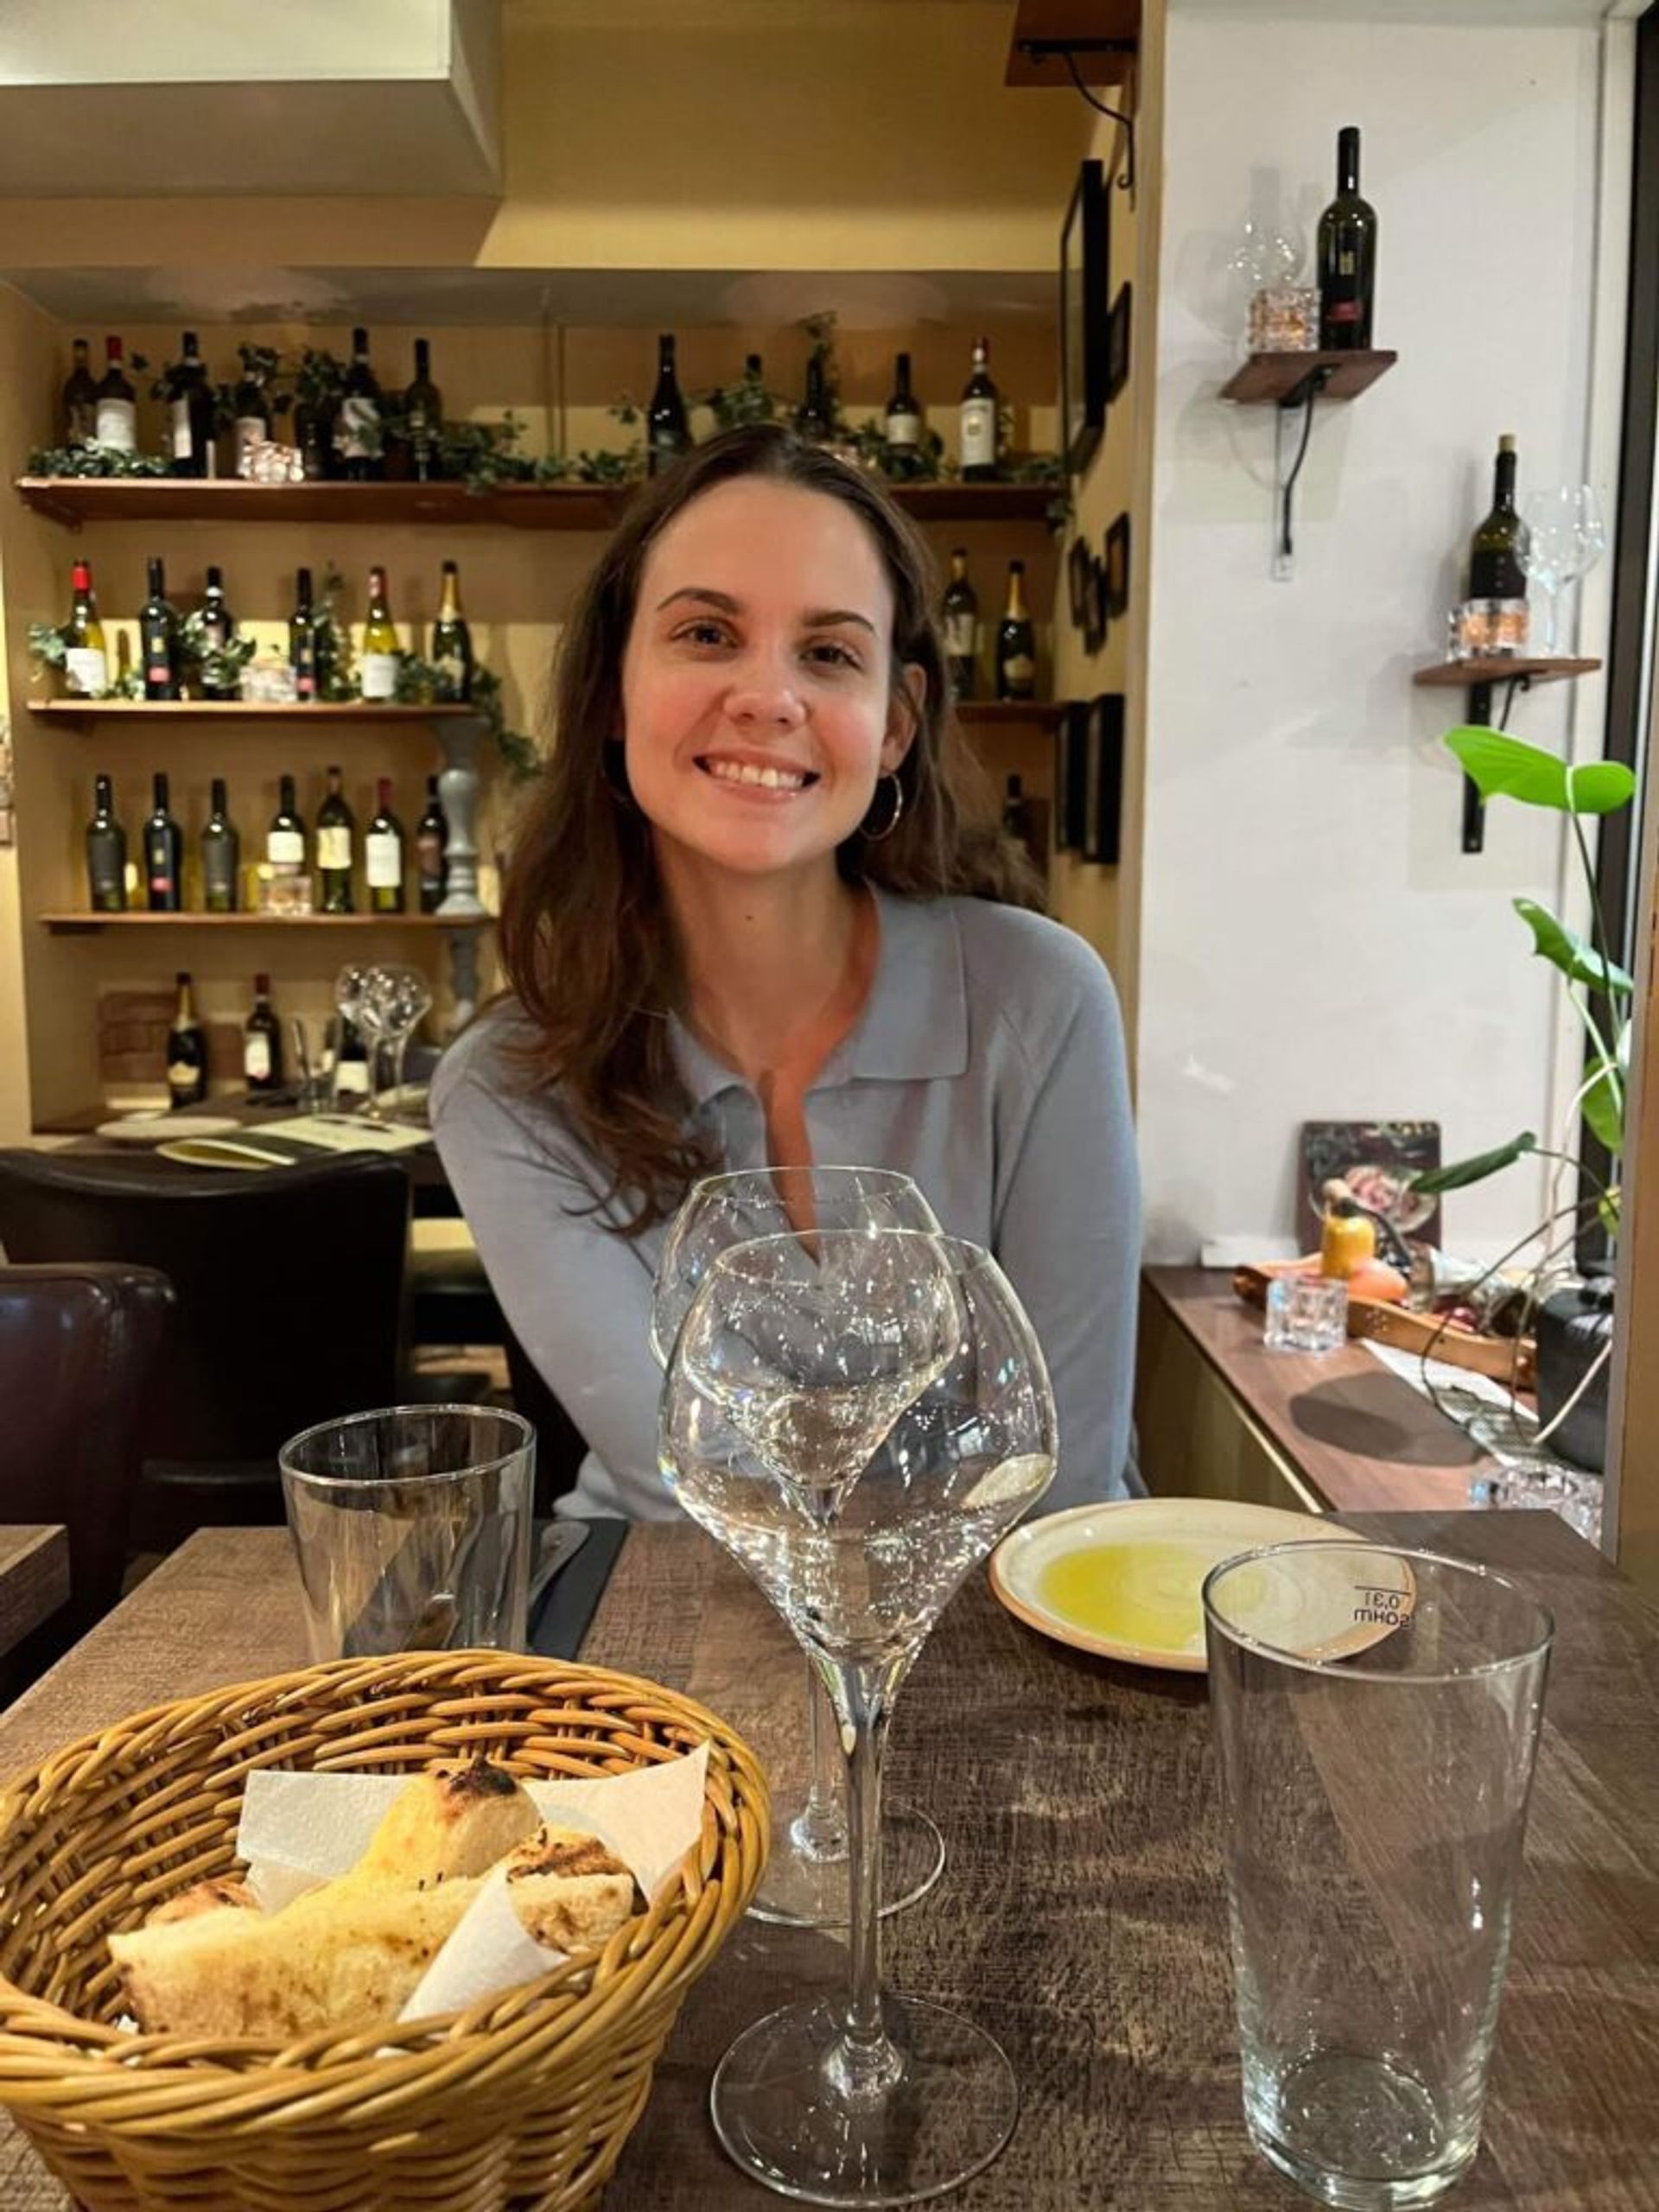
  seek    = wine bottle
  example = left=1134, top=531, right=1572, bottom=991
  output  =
left=337, top=326, right=384, bottom=480
left=200, top=776, right=239, bottom=912
left=167, top=330, right=217, bottom=478
left=139, top=558, right=181, bottom=701
left=365, top=776, right=406, bottom=914
left=166, top=971, right=209, bottom=1109
left=244, top=973, right=283, bottom=1095
left=334, top=1015, right=371, bottom=1100
left=430, top=559, right=474, bottom=699
left=62, top=339, right=99, bottom=448
left=231, top=353, right=271, bottom=479
left=796, top=353, right=833, bottom=443
left=959, top=336, right=1000, bottom=481
left=64, top=558, right=109, bottom=699
left=885, top=351, right=923, bottom=461
left=416, top=774, right=448, bottom=912
left=267, top=772, right=306, bottom=870
left=404, top=338, right=443, bottom=482
left=289, top=566, right=320, bottom=702
left=1316, top=126, right=1377, bottom=350
left=94, top=336, right=137, bottom=452
left=316, top=764, right=356, bottom=913
left=995, top=560, right=1036, bottom=701
left=941, top=548, right=978, bottom=701
left=359, top=565, right=401, bottom=700
left=86, top=773, right=127, bottom=912
left=199, top=565, right=237, bottom=700
left=1469, top=435, right=1529, bottom=601
left=143, top=771, right=183, bottom=912
left=647, top=334, right=690, bottom=475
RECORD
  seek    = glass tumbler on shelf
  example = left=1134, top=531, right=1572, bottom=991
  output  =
left=1263, top=1272, right=1348, bottom=1352
left=662, top=1229, right=1057, bottom=2206
left=1204, top=1540, right=1552, bottom=2211
left=652, top=1166, right=947, bottom=1928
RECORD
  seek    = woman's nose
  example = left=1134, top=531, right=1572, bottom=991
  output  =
left=723, top=641, right=808, bottom=728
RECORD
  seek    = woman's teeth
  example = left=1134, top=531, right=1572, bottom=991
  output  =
left=705, top=759, right=810, bottom=791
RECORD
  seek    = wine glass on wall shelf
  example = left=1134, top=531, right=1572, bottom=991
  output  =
left=1520, top=486, right=1607, bottom=656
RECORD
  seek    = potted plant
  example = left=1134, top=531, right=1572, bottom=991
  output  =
left=1409, top=725, right=1637, bottom=1469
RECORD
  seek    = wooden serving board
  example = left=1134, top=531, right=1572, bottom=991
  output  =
left=1232, top=1261, right=1536, bottom=1390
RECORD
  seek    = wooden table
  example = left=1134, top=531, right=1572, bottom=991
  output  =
left=0, top=1513, right=1655, bottom=2210
left=0, top=1528, right=68, bottom=1661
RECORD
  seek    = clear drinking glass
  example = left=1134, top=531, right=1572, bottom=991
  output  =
left=363, top=962, right=434, bottom=1122
left=1519, top=486, right=1607, bottom=655
left=280, top=1405, right=536, bottom=1660
left=1204, top=1541, right=1553, bottom=2211
left=333, top=963, right=380, bottom=1119
left=662, top=1230, right=1057, bottom=2204
left=1264, top=1273, right=1348, bottom=1352
left=652, top=1166, right=948, bottom=1928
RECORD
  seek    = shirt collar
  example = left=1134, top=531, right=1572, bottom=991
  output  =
left=669, top=886, right=969, bottom=1106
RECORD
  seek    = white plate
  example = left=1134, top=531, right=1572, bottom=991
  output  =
left=96, top=1114, right=243, bottom=1144
left=988, top=1497, right=1364, bottom=1673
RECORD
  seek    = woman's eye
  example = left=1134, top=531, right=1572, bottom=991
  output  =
left=673, top=620, right=732, bottom=648
left=805, top=640, right=861, bottom=670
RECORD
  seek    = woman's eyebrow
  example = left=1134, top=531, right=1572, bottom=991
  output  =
left=654, top=586, right=876, bottom=637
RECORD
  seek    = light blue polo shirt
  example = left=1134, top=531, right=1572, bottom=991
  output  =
left=432, top=887, right=1141, bottom=1520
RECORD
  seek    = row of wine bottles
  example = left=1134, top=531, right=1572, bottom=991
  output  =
left=60, top=556, right=472, bottom=703
left=941, top=553, right=1036, bottom=702
left=87, top=771, right=450, bottom=916
left=164, top=970, right=374, bottom=1106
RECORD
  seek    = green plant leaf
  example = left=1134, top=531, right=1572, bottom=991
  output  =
left=1444, top=727, right=1637, bottom=817
left=1580, top=1059, right=1624, bottom=1154
left=1599, top=1186, right=1622, bottom=1236
left=1512, top=898, right=1635, bottom=995
left=1617, top=1019, right=1632, bottom=1077
left=1409, top=1131, right=1537, bottom=1194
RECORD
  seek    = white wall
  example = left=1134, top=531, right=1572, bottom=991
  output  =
left=1139, top=8, right=1621, bottom=1263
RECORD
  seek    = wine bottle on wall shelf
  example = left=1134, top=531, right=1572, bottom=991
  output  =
left=62, top=339, right=99, bottom=448
left=316, top=764, right=356, bottom=914
left=64, top=559, right=109, bottom=699
left=796, top=352, right=833, bottom=443
left=1316, top=126, right=1377, bottom=350
left=1468, top=435, right=1529, bottom=602
left=337, top=326, right=385, bottom=480
left=365, top=777, right=406, bottom=914
left=941, top=548, right=979, bottom=701
left=231, top=353, right=271, bottom=479
left=200, top=777, right=240, bottom=913
left=85, top=773, right=127, bottom=913
left=647, top=334, right=690, bottom=475
left=267, top=773, right=306, bottom=870
left=143, top=772, right=183, bottom=912
left=244, top=975, right=283, bottom=1096
left=959, top=336, right=1000, bottom=481
left=417, top=776, right=448, bottom=912
left=199, top=565, right=237, bottom=700
left=94, top=337, right=137, bottom=453
left=995, top=559, right=1036, bottom=701
left=885, top=351, right=923, bottom=461
left=139, top=559, right=181, bottom=701
left=404, top=338, right=443, bottom=482
left=167, top=971, right=208, bottom=1109
left=167, top=330, right=217, bottom=479
left=289, top=566, right=320, bottom=702
left=430, top=559, right=474, bottom=698
left=359, top=566, right=401, bottom=701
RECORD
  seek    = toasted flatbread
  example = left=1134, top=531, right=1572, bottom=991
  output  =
left=353, top=1757, right=539, bottom=1884
left=505, top=1825, right=637, bottom=1955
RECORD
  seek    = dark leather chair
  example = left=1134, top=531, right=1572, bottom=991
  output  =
left=0, top=1150, right=410, bottom=1544
left=0, top=1262, right=175, bottom=1646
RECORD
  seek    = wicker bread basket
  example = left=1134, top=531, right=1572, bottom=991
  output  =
left=0, top=1650, right=769, bottom=2212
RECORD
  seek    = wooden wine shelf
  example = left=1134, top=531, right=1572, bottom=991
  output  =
left=29, top=700, right=484, bottom=731
left=39, top=911, right=493, bottom=933
left=1219, top=350, right=1397, bottom=404
left=15, top=477, right=1060, bottom=531
left=957, top=701, right=1065, bottom=728
left=1412, top=656, right=1600, bottom=689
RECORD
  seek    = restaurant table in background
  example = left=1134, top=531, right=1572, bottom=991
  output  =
left=0, top=1514, right=1654, bottom=2209
left=0, top=1528, right=67, bottom=1662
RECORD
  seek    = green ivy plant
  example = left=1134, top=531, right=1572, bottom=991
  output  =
left=26, top=443, right=170, bottom=480
left=392, top=651, right=537, bottom=778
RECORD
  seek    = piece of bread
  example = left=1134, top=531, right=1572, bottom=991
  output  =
left=353, top=1757, right=540, bottom=1885
left=143, top=1877, right=260, bottom=1928
left=505, top=1825, right=637, bottom=1955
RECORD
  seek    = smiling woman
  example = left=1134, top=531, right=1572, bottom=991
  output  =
left=432, top=424, right=1141, bottom=1521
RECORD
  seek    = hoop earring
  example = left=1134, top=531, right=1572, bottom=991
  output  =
left=861, top=771, right=906, bottom=842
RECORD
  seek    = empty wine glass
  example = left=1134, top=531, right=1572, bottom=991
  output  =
left=662, top=1230, right=1057, bottom=2204
left=1520, top=486, right=1607, bottom=655
left=652, top=1166, right=947, bottom=1927
left=363, top=963, right=434, bottom=1122
left=333, top=963, right=378, bottom=1118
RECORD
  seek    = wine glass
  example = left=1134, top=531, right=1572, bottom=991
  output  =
left=652, top=1167, right=947, bottom=1927
left=1520, top=486, right=1607, bottom=655
left=363, top=963, right=434, bottom=1122
left=332, top=963, right=379, bottom=1118
left=662, top=1230, right=1057, bottom=2205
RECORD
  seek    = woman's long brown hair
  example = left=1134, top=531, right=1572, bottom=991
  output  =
left=498, top=422, right=1042, bottom=1235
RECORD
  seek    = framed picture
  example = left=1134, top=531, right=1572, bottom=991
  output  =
left=1084, top=555, right=1109, bottom=655
left=1066, top=534, right=1092, bottom=632
left=1104, top=512, right=1131, bottom=619
left=1106, top=280, right=1133, bottom=404
left=1084, top=694, right=1125, bottom=865
left=1055, top=702, right=1090, bottom=851
left=1059, top=158, right=1109, bottom=477
left=1298, top=1122, right=1444, bottom=1253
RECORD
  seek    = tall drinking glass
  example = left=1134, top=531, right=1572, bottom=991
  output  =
left=1518, top=486, right=1606, bottom=654
left=663, top=1230, right=1057, bottom=2203
left=363, top=961, right=434, bottom=1122
left=1204, top=1541, right=1553, bottom=2210
left=653, top=1166, right=947, bottom=1926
